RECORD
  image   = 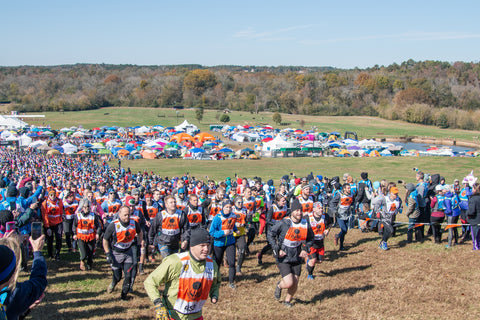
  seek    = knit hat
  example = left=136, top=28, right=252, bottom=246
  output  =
left=131, top=188, right=140, bottom=195
left=405, top=183, right=416, bottom=192
left=19, top=187, right=30, bottom=198
left=0, top=245, right=16, bottom=285
left=361, top=172, right=368, bottom=180
left=390, top=187, right=399, bottom=194
left=189, top=228, right=212, bottom=247
left=125, top=196, right=135, bottom=206
left=342, top=173, right=349, bottom=181
left=294, top=178, right=301, bottom=185
left=6, top=184, right=17, bottom=198
left=373, top=181, right=380, bottom=190
left=290, top=198, right=302, bottom=212
left=313, top=201, right=323, bottom=209
left=317, top=175, right=323, bottom=181
left=222, top=199, right=232, bottom=208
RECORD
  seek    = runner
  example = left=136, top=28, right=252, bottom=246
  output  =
left=144, top=227, right=221, bottom=320
left=148, top=195, right=190, bottom=258
left=373, top=186, right=402, bottom=250
left=73, top=199, right=102, bottom=270
left=331, top=183, right=354, bottom=251
left=232, top=196, right=247, bottom=275
left=103, top=205, right=142, bottom=300
left=267, top=198, right=314, bottom=307
left=257, top=193, right=288, bottom=265
left=209, top=199, right=237, bottom=289
left=41, top=189, right=64, bottom=260
left=305, top=201, right=332, bottom=279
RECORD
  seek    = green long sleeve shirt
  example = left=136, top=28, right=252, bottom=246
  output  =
left=144, top=252, right=221, bottom=320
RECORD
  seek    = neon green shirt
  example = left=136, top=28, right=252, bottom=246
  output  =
left=144, top=252, right=221, bottom=320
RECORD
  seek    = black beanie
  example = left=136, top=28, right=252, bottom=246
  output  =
left=0, top=245, right=16, bottom=285
left=222, top=199, right=232, bottom=208
left=6, top=183, right=18, bottom=198
left=361, top=172, right=368, bottom=180
left=290, top=198, right=302, bottom=212
left=190, top=228, right=212, bottom=247
left=19, top=187, right=30, bottom=198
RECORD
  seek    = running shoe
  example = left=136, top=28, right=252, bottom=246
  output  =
left=107, top=282, right=115, bottom=294
left=257, top=252, right=263, bottom=265
left=274, top=281, right=282, bottom=300
left=229, top=283, right=236, bottom=289
left=307, top=274, right=314, bottom=280
left=334, top=234, right=339, bottom=246
left=284, top=301, right=292, bottom=308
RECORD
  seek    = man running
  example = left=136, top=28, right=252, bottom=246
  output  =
left=144, top=227, right=221, bottom=320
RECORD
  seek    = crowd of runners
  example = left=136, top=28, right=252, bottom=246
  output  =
left=1, top=147, right=479, bottom=318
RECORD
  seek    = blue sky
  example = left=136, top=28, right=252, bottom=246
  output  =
left=2, top=0, right=480, bottom=68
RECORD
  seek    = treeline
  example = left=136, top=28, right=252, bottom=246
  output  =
left=1, top=60, right=480, bottom=130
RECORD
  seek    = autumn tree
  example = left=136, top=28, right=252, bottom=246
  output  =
left=394, top=88, right=430, bottom=108
left=183, top=69, right=217, bottom=96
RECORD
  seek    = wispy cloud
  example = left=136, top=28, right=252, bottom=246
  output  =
left=299, top=32, right=480, bottom=45
left=234, top=25, right=316, bottom=41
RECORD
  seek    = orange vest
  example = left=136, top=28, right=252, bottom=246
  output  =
left=161, top=211, right=181, bottom=236
left=297, top=196, right=314, bottom=213
left=187, top=206, right=203, bottom=228
left=308, top=213, right=325, bottom=241
left=106, top=201, right=121, bottom=214
left=243, top=197, right=255, bottom=214
left=283, top=217, right=308, bottom=248
left=64, top=201, right=79, bottom=220
left=271, top=204, right=288, bottom=221
left=174, top=252, right=214, bottom=314
left=76, top=212, right=96, bottom=241
left=146, top=205, right=159, bottom=219
left=208, top=200, right=222, bottom=221
left=113, top=218, right=136, bottom=250
left=220, top=214, right=236, bottom=231
left=43, top=198, right=63, bottom=226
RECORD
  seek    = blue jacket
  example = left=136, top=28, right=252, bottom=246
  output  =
left=3, top=251, right=47, bottom=320
left=209, top=210, right=237, bottom=247
left=444, top=192, right=461, bottom=217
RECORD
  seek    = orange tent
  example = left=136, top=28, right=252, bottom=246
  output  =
left=141, top=150, right=156, bottom=159
left=194, top=132, right=215, bottom=142
left=118, top=149, right=130, bottom=157
left=170, top=133, right=194, bottom=143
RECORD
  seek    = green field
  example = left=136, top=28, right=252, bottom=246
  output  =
left=34, top=107, right=480, bottom=143
left=116, top=157, right=476, bottom=188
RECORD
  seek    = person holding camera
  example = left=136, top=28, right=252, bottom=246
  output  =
left=0, top=232, right=47, bottom=320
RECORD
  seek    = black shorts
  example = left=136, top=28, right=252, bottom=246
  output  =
left=277, top=261, right=302, bottom=278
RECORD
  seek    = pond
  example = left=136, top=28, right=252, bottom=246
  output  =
left=392, top=142, right=473, bottom=153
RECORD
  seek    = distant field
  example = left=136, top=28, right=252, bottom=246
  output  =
left=116, top=156, right=476, bottom=188
left=31, top=107, right=480, bottom=143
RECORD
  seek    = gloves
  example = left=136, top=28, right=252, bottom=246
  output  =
left=154, top=301, right=170, bottom=320
left=106, top=252, right=114, bottom=265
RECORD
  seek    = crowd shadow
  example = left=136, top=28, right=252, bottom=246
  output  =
left=230, top=271, right=279, bottom=283
left=296, top=284, right=375, bottom=305
left=318, top=264, right=372, bottom=277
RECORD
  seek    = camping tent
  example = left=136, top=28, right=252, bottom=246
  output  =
left=261, top=135, right=296, bottom=152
